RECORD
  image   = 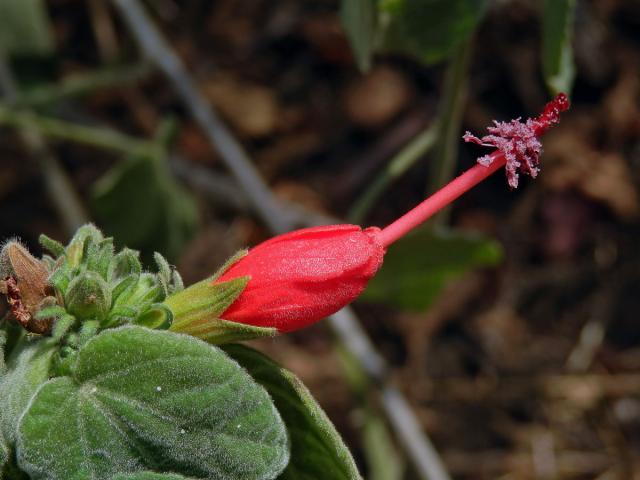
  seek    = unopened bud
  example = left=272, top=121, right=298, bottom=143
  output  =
left=0, top=241, right=49, bottom=312
left=65, top=271, right=111, bottom=322
left=214, top=225, right=385, bottom=332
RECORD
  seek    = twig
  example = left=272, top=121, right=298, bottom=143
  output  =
left=0, top=55, right=88, bottom=235
left=111, top=1, right=453, bottom=479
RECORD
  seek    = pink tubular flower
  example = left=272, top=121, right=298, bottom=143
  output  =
left=214, top=94, right=569, bottom=332
left=463, top=93, right=569, bottom=188
left=215, top=225, right=385, bottom=332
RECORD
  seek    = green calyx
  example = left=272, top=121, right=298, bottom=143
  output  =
left=164, top=250, right=278, bottom=344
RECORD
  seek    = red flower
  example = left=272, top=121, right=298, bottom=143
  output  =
left=210, top=94, right=569, bottom=333
left=215, top=225, right=385, bottom=332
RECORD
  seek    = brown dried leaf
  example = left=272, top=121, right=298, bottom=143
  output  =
left=1, top=242, right=50, bottom=312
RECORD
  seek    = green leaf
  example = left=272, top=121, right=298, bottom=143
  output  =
left=541, top=0, right=576, bottom=95
left=0, top=339, right=55, bottom=449
left=382, top=0, right=487, bottom=65
left=0, top=0, right=53, bottom=57
left=362, top=227, right=503, bottom=310
left=340, top=0, right=378, bottom=71
left=224, top=344, right=361, bottom=480
left=91, top=155, right=198, bottom=262
left=17, top=326, right=289, bottom=480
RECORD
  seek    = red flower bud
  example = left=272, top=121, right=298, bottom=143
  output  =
left=215, top=225, right=385, bottom=332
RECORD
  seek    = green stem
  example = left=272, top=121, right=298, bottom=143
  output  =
left=348, top=121, right=438, bottom=224
left=15, top=63, right=152, bottom=108
left=0, top=103, right=157, bottom=158
left=428, top=40, right=473, bottom=223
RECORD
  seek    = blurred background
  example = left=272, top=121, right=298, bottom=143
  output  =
left=0, top=0, right=639, bottom=478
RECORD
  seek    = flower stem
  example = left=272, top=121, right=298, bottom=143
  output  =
left=378, top=151, right=505, bottom=248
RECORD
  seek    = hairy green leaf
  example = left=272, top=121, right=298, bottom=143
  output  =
left=362, top=227, right=502, bottom=310
left=0, top=339, right=55, bottom=447
left=224, top=344, right=361, bottom=480
left=382, top=0, right=487, bottom=65
left=17, top=327, right=289, bottom=480
left=541, top=0, right=576, bottom=95
left=0, top=338, right=54, bottom=474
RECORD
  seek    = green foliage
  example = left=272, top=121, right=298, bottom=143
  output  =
left=382, top=0, right=487, bottom=65
left=340, top=0, right=378, bottom=71
left=17, top=327, right=290, bottom=480
left=341, top=0, right=487, bottom=67
left=362, top=227, right=503, bottom=310
left=91, top=154, right=198, bottom=262
left=0, top=0, right=53, bottom=57
left=224, top=344, right=362, bottom=480
left=542, top=0, right=576, bottom=95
